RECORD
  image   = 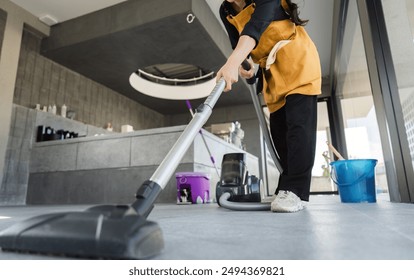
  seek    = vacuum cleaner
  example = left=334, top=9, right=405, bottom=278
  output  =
left=216, top=152, right=270, bottom=211
left=215, top=61, right=283, bottom=211
left=0, top=78, right=227, bottom=259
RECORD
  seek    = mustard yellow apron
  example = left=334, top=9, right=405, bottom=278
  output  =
left=227, top=1, right=321, bottom=113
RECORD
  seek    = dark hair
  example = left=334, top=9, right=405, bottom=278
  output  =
left=285, top=0, right=308, bottom=26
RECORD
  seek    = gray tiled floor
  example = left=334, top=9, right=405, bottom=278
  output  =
left=0, top=194, right=413, bottom=260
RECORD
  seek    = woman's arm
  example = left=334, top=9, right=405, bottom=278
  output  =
left=216, top=35, right=255, bottom=92
left=217, top=0, right=282, bottom=91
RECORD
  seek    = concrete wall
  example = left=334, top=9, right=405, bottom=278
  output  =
left=0, top=9, right=6, bottom=53
left=0, top=3, right=25, bottom=201
left=13, top=29, right=165, bottom=132
left=0, top=105, right=36, bottom=205
left=0, top=0, right=50, bottom=201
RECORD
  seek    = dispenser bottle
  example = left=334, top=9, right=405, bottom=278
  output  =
left=61, top=104, right=67, bottom=118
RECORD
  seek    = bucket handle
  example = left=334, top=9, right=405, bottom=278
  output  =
left=330, top=168, right=371, bottom=187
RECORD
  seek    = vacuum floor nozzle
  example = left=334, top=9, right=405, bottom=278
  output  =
left=0, top=205, right=163, bottom=259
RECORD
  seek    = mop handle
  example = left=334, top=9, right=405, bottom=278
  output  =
left=185, top=100, right=193, bottom=115
left=326, top=141, right=345, bottom=160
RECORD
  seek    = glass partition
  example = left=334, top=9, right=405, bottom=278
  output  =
left=381, top=0, right=414, bottom=176
left=311, top=101, right=334, bottom=193
left=335, top=0, right=389, bottom=195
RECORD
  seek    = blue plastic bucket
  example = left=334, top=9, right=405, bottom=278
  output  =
left=330, top=159, right=377, bottom=203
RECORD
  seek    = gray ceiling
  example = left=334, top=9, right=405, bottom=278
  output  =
left=35, top=0, right=333, bottom=115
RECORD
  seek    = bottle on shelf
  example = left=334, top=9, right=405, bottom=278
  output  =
left=61, top=104, right=67, bottom=118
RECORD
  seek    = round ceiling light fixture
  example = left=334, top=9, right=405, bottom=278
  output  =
left=129, top=63, right=216, bottom=100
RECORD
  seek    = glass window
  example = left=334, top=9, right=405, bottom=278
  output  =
left=311, top=101, right=335, bottom=193
left=335, top=0, right=389, bottom=196
left=382, top=0, right=414, bottom=173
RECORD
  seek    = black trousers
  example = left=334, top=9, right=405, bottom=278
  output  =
left=269, top=94, right=317, bottom=201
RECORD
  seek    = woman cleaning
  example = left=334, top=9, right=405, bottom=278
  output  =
left=216, top=0, right=322, bottom=212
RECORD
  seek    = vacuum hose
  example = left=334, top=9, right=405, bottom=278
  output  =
left=218, top=192, right=271, bottom=211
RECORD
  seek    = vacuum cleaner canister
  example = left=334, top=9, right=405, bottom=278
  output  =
left=216, top=153, right=262, bottom=204
left=0, top=205, right=164, bottom=259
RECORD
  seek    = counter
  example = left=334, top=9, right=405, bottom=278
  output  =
left=28, top=125, right=259, bottom=204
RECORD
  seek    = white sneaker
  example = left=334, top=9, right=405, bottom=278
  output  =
left=271, top=190, right=304, bottom=212
left=262, top=194, right=277, bottom=203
